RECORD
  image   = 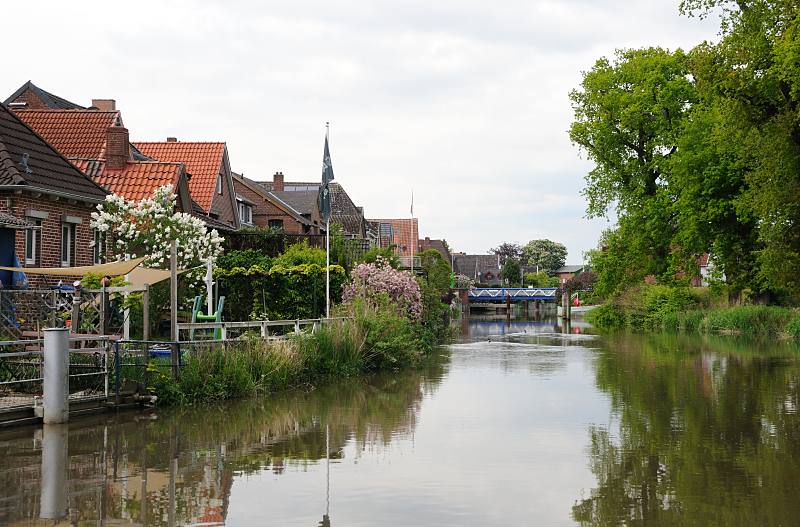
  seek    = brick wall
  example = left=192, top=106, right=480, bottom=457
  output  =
left=232, top=179, right=314, bottom=235
left=1, top=191, right=98, bottom=287
left=8, top=89, right=48, bottom=110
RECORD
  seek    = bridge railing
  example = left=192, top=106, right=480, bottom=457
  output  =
left=468, top=287, right=559, bottom=301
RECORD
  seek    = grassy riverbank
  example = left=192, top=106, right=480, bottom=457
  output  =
left=148, top=301, right=450, bottom=405
left=588, top=284, right=800, bottom=339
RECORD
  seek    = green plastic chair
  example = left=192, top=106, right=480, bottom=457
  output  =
left=191, top=295, right=225, bottom=340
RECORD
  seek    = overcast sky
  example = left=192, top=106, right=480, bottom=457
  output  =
left=2, top=0, right=720, bottom=261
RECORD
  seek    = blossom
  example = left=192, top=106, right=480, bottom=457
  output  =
left=342, top=257, right=422, bottom=320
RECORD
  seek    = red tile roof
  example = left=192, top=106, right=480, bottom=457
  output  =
left=72, top=159, right=184, bottom=201
left=133, top=142, right=225, bottom=210
left=369, top=218, right=419, bottom=257
left=13, top=109, right=121, bottom=159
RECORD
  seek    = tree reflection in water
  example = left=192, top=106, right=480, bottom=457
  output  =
left=574, top=333, right=800, bottom=526
left=0, top=352, right=447, bottom=526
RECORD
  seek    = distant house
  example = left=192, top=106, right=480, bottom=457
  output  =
left=134, top=140, right=240, bottom=229
left=232, top=171, right=320, bottom=233
left=12, top=106, right=195, bottom=216
left=691, top=253, right=718, bottom=287
left=419, top=237, right=452, bottom=267
left=370, top=218, right=419, bottom=257
left=554, top=265, right=587, bottom=285
left=0, top=104, right=108, bottom=287
left=453, top=254, right=502, bottom=286
left=4, top=80, right=84, bottom=110
left=257, top=174, right=367, bottom=238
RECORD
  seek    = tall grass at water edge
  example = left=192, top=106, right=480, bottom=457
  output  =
left=587, top=284, right=800, bottom=339
left=148, top=301, right=433, bottom=405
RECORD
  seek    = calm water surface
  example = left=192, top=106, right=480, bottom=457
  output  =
left=3, top=317, right=800, bottom=526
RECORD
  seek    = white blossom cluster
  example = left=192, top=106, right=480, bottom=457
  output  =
left=90, top=184, right=224, bottom=270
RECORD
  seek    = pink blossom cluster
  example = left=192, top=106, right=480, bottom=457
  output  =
left=342, top=257, right=422, bottom=320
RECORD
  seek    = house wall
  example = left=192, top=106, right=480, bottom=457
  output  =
left=232, top=180, right=314, bottom=234
left=209, top=150, right=238, bottom=228
left=8, top=89, right=49, bottom=110
left=0, top=191, right=97, bottom=287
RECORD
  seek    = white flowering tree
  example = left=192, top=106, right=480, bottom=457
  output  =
left=91, top=184, right=223, bottom=269
left=91, top=185, right=224, bottom=327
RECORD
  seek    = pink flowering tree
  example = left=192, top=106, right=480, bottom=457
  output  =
left=342, top=257, right=422, bottom=320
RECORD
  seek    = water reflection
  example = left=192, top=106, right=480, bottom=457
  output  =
left=574, top=333, right=800, bottom=526
left=0, top=356, right=447, bottom=526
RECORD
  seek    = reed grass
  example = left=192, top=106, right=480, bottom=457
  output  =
left=148, top=301, right=432, bottom=405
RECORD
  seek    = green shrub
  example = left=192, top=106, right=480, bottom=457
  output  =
left=699, top=306, right=793, bottom=336
left=587, top=303, right=626, bottom=329
left=786, top=313, right=800, bottom=339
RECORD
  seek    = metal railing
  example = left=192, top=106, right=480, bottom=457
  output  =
left=0, top=336, right=111, bottom=412
left=468, top=287, right=559, bottom=301
left=176, top=317, right=349, bottom=341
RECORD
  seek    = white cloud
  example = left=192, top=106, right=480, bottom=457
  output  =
left=1, top=0, right=720, bottom=260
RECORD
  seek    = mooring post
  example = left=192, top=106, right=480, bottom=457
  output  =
left=43, top=328, right=69, bottom=424
left=71, top=295, right=80, bottom=334
left=39, top=423, right=69, bottom=520
left=142, top=284, right=150, bottom=342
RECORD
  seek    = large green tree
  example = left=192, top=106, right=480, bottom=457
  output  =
left=522, top=239, right=568, bottom=275
left=570, top=47, right=695, bottom=291
left=681, top=0, right=800, bottom=298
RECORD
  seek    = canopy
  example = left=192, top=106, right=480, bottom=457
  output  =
left=0, top=257, right=146, bottom=277
left=126, top=266, right=190, bottom=287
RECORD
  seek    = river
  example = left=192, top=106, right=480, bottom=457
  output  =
left=2, top=317, right=800, bottom=526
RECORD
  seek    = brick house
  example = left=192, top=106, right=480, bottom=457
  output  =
left=257, top=174, right=367, bottom=238
left=369, top=218, right=419, bottom=257
left=12, top=107, right=194, bottom=215
left=0, top=104, right=108, bottom=288
left=4, top=80, right=84, bottom=110
left=554, top=265, right=587, bottom=285
left=232, top=171, right=319, bottom=233
left=134, top=140, right=240, bottom=229
left=453, top=253, right=502, bottom=285
left=419, top=237, right=452, bottom=267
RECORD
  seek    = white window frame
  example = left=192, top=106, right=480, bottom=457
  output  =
left=93, top=228, right=106, bottom=265
left=238, top=202, right=253, bottom=225
left=61, top=223, right=75, bottom=267
left=25, top=221, right=40, bottom=265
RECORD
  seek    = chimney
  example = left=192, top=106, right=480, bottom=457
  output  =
left=92, top=99, right=116, bottom=112
left=273, top=171, right=284, bottom=192
left=106, top=126, right=129, bottom=169
left=166, top=137, right=178, bottom=142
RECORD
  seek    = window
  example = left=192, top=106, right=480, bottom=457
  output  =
left=238, top=202, right=253, bottom=225
left=93, top=229, right=107, bottom=264
left=24, top=220, right=41, bottom=265
left=268, top=219, right=284, bottom=231
left=61, top=224, right=75, bottom=267
left=216, top=175, right=223, bottom=195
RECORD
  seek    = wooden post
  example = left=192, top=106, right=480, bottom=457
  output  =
left=142, top=284, right=150, bottom=342
left=170, top=241, right=178, bottom=342
left=99, top=287, right=108, bottom=336
left=71, top=296, right=80, bottom=335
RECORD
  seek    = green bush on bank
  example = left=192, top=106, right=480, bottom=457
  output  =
left=588, top=284, right=800, bottom=339
left=147, top=299, right=438, bottom=405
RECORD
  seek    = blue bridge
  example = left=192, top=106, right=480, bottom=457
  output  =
left=468, top=288, right=558, bottom=302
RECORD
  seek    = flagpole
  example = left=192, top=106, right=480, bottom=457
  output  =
left=410, top=190, right=414, bottom=274
left=325, top=122, right=331, bottom=319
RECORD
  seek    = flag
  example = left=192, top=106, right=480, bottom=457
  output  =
left=322, top=135, right=334, bottom=184
left=319, top=133, right=334, bottom=223
left=410, top=190, right=414, bottom=217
